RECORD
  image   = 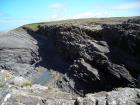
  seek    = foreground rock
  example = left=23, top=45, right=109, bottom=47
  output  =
left=0, top=70, right=75, bottom=105
left=76, top=88, right=140, bottom=105
left=0, top=70, right=140, bottom=105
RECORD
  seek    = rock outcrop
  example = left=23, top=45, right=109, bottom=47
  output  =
left=0, top=17, right=140, bottom=104
left=0, top=70, right=140, bottom=105
left=0, top=70, right=75, bottom=105
left=0, top=31, right=39, bottom=77
left=76, top=88, right=140, bottom=105
left=35, top=18, right=140, bottom=95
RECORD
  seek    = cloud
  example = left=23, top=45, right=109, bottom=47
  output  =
left=74, top=12, right=94, bottom=18
left=0, top=20, right=28, bottom=31
left=49, top=13, right=69, bottom=21
left=0, top=18, right=43, bottom=31
left=114, top=1, right=140, bottom=10
left=73, top=11, right=112, bottom=19
left=0, top=12, right=8, bottom=17
left=0, top=13, right=4, bottom=16
left=0, top=19, right=29, bottom=24
left=48, top=3, right=64, bottom=9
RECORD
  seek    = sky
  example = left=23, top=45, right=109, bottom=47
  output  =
left=0, top=0, right=140, bottom=31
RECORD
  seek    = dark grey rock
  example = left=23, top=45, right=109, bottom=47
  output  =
left=0, top=17, right=140, bottom=104
left=36, top=18, right=140, bottom=94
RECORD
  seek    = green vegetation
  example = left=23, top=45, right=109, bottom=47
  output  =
left=21, top=80, right=32, bottom=87
left=0, top=81, right=4, bottom=88
left=20, top=16, right=139, bottom=32
left=23, top=23, right=40, bottom=31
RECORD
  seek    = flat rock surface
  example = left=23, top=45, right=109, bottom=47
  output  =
left=76, top=88, right=140, bottom=105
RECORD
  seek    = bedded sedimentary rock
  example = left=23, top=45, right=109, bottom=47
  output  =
left=36, top=18, right=140, bottom=94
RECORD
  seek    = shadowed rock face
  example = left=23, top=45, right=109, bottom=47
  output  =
left=35, top=18, right=140, bottom=95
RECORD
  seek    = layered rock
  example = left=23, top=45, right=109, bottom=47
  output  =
left=0, top=17, right=140, bottom=104
left=36, top=18, right=140, bottom=95
left=0, top=31, right=39, bottom=77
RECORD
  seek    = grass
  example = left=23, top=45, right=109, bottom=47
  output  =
left=21, top=80, right=32, bottom=87
left=0, top=82, right=4, bottom=88
left=23, top=23, right=40, bottom=31
left=20, top=16, right=140, bottom=32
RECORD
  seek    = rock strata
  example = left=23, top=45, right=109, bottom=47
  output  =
left=0, top=17, right=140, bottom=104
left=36, top=18, right=140, bottom=95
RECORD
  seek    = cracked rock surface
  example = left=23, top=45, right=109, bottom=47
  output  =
left=0, top=17, right=140, bottom=105
left=36, top=18, right=140, bottom=95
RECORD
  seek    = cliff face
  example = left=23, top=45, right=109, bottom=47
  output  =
left=35, top=18, right=140, bottom=95
left=0, top=17, right=140, bottom=105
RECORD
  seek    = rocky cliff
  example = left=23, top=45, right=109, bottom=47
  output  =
left=0, top=17, right=140, bottom=105
left=35, top=17, right=140, bottom=95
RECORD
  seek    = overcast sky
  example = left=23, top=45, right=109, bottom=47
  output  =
left=0, top=0, right=140, bottom=31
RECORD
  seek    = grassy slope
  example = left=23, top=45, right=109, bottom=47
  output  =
left=18, top=16, right=140, bottom=32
